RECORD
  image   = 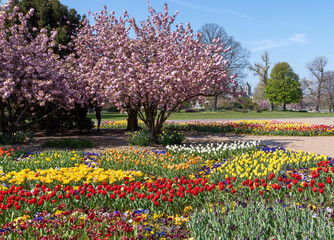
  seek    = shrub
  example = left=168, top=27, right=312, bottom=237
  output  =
left=0, top=131, right=34, bottom=145
left=106, top=106, right=120, bottom=113
left=41, top=139, right=95, bottom=149
left=129, top=130, right=151, bottom=146
left=256, top=99, right=270, bottom=110
left=218, top=101, right=242, bottom=111
left=159, top=130, right=184, bottom=147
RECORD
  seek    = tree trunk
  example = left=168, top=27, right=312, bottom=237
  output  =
left=316, top=85, right=321, bottom=112
left=58, top=107, right=63, bottom=133
left=95, top=105, right=102, bottom=131
left=269, top=102, right=274, bottom=111
left=126, top=108, right=139, bottom=131
left=6, top=100, right=14, bottom=134
left=283, top=102, right=286, bottom=111
left=214, top=94, right=218, bottom=111
left=0, top=101, right=7, bottom=134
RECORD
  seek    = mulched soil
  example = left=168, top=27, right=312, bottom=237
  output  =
left=4, top=129, right=237, bottom=153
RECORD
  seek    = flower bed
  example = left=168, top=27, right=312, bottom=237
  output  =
left=100, top=120, right=334, bottom=136
left=1, top=144, right=334, bottom=239
left=165, top=120, right=334, bottom=136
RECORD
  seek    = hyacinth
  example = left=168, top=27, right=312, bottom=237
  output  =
left=166, top=141, right=260, bottom=159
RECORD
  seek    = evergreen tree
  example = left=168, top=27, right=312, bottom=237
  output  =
left=12, top=0, right=82, bottom=56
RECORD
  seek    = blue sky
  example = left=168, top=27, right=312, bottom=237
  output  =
left=60, top=0, right=334, bottom=90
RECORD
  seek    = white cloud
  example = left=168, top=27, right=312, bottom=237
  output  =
left=289, top=34, right=308, bottom=45
left=250, top=34, right=309, bottom=52
left=169, top=0, right=250, bottom=19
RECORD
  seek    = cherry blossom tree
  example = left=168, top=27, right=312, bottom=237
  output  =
left=70, top=6, right=135, bottom=130
left=74, top=3, right=238, bottom=140
left=0, top=1, right=84, bottom=133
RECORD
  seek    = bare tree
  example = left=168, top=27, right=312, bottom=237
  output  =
left=322, top=71, right=334, bottom=112
left=249, top=52, right=274, bottom=109
left=249, top=52, right=270, bottom=96
left=306, top=56, right=328, bottom=112
left=198, top=23, right=250, bottom=110
left=301, top=77, right=317, bottom=110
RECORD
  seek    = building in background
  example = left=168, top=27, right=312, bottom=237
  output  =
left=237, top=82, right=253, bottom=99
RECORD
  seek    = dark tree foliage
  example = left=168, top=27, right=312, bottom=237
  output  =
left=12, top=0, right=82, bottom=57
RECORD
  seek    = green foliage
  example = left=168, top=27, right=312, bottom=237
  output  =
left=106, top=106, right=120, bottom=113
left=190, top=200, right=334, bottom=239
left=129, top=130, right=151, bottom=146
left=239, top=96, right=259, bottom=110
left=217, top=101, right=242, bottom=111
left=265, top=62, right=303, bottom=110
left=158, top=130, right=184, bottom=147
left=41, top=139, right=94, bottom=149
left=0, top=131, right=34, bottom=145
left=129, top=130, right=184, bottom=147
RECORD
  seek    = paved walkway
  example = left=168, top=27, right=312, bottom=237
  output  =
left=170, top=117, right=334, bottom=157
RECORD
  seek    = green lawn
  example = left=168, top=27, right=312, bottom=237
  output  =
left=88, top=110, right=334, bottom=121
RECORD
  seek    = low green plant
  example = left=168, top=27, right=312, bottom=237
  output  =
left=129, top=130, right=151, bottom=146
left=41, top=138, right=94, bottom=149
left=190, top=200, right=334, bottom=240
left=0, top=131, right=34, bottom=145
left=158, top=130, right=184, bottom=147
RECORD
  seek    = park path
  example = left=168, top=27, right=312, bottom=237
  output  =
left=168, top=117, right=334, bottom=157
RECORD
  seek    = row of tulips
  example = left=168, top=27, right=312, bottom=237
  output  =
left=1, top=159, right=334, bottom=219
left=165, top=120, right=334, bottom=136
left=100, top=120, right=334, bottom=136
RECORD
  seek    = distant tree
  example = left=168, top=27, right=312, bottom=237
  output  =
left=305, top=56, right=328, bottom=112
left=322, top=71, right=334, bottom=112
left=198, top=23, right=250, bottom=111
left=249, top=52, right=273, bottom=109
left=265, top=62, right=302, bottom=111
